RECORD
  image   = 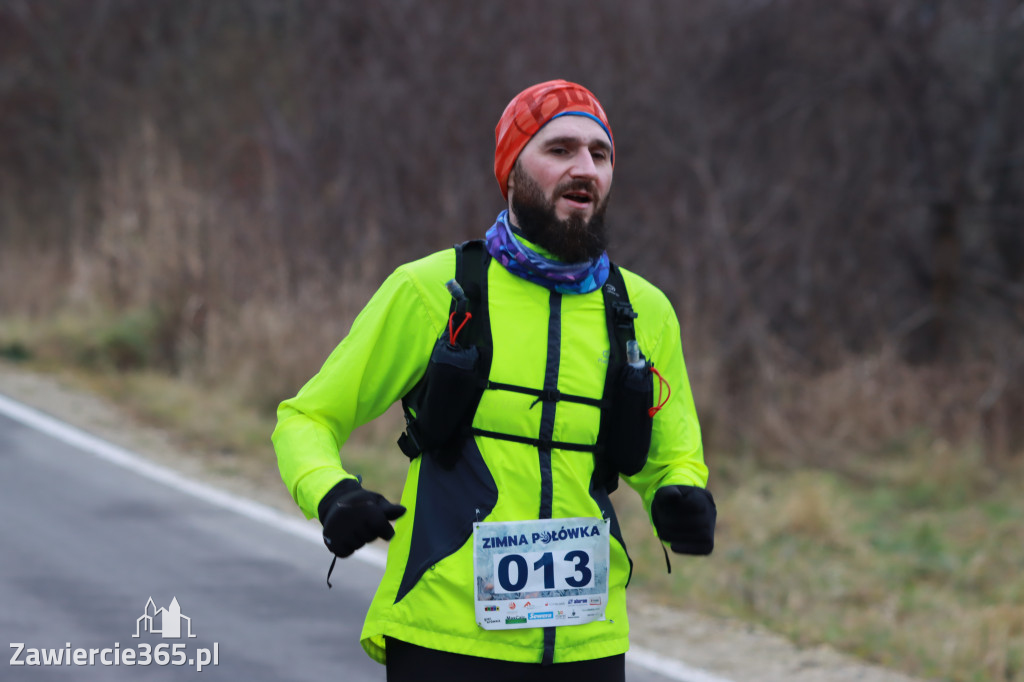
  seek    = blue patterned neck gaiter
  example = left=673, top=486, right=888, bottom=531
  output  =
left=484, top=211, right=610, bottom=295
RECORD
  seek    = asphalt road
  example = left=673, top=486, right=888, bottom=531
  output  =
left=0, top=409, right=385, bottom=681
left=0, top=397, right=704, bottom=682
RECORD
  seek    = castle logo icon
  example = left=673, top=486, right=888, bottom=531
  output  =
left=133, top=597, right=196, bottom=639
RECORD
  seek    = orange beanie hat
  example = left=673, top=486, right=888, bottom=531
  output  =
left=494, top=79, right=614, bottom=201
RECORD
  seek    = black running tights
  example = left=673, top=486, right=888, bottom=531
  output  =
left=384, top=636, right=626, bottom=682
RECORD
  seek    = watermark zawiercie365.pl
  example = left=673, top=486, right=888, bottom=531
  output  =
left=10, top=597, right=219, bottom=672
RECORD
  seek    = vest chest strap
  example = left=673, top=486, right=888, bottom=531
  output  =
left=485, top=381, right=606, bottom=409
left=470, top=427, right=602, bottom=454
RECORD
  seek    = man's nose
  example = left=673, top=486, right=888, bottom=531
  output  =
left=570, top=151, right=599, bottom=179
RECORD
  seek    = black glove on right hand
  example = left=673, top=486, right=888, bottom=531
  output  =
left=318, top=479, right=406, bottom=558
left=651, top=484, right=717, bottom=555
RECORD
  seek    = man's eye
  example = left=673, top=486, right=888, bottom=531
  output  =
left=550, top=147, right=568, bottom=155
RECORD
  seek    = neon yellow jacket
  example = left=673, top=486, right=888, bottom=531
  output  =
left=272, top=245, right=708, bottom=664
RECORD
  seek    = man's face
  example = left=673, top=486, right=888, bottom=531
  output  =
left=507, top=116, right=614, bottom=262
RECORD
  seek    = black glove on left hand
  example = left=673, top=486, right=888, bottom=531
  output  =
left=651, top=484, right=716, bottom=555
left=318, top=479, right=406, bottom=559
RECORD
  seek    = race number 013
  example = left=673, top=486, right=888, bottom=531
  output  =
left=493, top=550, right=593, bottom=593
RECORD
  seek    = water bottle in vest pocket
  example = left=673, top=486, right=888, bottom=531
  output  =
left=604, top=340, right=653, bottom=476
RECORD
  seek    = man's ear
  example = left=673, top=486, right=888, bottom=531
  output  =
left=506, top=161, right=518, bottom=194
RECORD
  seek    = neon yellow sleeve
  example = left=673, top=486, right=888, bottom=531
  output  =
left=272, top=252, right=453, bottom=519
left=619, top=271, right=709, bottom=519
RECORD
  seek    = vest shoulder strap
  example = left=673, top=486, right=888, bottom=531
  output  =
left=453, top=239, right=491, bottom=354
left=595, top=263, right=637, bottom=492
left=600, top=263, right=637, bottom=364
left=396, top=241, right=490, bottom=459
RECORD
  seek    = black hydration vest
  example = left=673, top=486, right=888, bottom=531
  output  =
left=397, top=239, right=654, bottom=492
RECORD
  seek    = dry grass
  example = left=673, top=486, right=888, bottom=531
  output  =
left=607, top=439, right=1024, bottom=682
left=687, top=342, right=1022, bottom=477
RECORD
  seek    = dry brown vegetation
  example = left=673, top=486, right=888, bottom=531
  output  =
left=3, top=0, right=1022, bottom=464
left=2, top=2, right=1024, bottom=680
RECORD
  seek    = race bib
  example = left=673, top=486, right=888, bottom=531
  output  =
left=473, top=517, right=610, bottom=630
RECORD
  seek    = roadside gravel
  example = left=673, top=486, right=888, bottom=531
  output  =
left=0, top=362, right=929, bottom=682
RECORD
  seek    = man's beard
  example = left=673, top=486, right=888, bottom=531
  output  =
left=509, top=164, right=610, bottom=263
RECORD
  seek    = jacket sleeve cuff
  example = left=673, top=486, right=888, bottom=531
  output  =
left=295, top=469, right=359, bottom=520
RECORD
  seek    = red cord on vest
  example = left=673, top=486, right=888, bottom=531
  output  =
left=448, top=311, right=472, bottom=345
left=649, top=367, right=671, bottom=417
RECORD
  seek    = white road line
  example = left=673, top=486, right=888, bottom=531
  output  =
left=0, top=391, right=385, bottom=567
left=0, top=390, right=735, bottom=682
